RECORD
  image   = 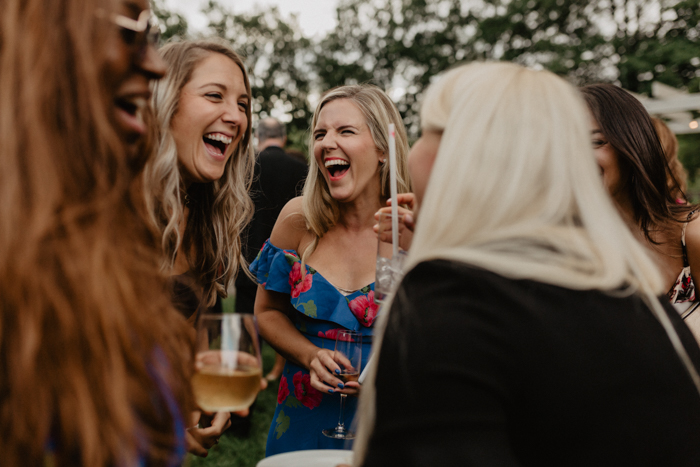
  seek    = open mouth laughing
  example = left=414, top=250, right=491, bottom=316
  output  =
left=324, top=157, right=350, bottom=181
left=203, top=132, right=233, bottom=159
left=114, top=93, right=149, bottom=139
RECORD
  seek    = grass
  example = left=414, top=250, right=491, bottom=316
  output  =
left=185, top=296, right=278, bottom=467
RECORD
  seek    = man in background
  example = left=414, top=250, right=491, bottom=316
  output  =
left=236, top=117, right=307, bottom=380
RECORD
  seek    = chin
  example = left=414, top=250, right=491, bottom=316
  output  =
left=194, top=164, right=227, bottom=183
left=329, top=191, right=354, bottom=203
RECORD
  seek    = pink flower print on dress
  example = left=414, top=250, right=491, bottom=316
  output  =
left=348, top=290, right=379, bottom=327
left=277, top=375, right=290, bottom=404
left=292, top=371, right=323, bottom=409
left=289, top=262, right=313, bottom=298
left=318, top=329, right=356, bottom=341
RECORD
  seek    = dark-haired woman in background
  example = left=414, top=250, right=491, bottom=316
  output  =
left=582, top=84, right=700, bottom=334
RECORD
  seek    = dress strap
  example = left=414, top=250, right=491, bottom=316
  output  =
left=681, top=210, right=698, bottom=267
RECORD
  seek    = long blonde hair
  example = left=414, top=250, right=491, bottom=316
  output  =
left=146, top=39, right=255, bottom=306
left=0, top=0, right=194, bottom=465
left=353, top=62, right=700, bottom=464
left=301, top=85, right=411, bottom=263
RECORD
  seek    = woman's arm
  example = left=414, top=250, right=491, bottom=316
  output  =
left=255, top=280, right=357, bottom=396
left=683, top=214, right=700, bottom=285
left=254, top=287, right=319, bottom=369
left=254, top=197, right=358, bottom=394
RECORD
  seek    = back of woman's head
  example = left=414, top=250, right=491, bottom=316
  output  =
left=146, top=38, right=255, bottom=305
left=303, top=84, right=412, bottom=239
left=652, top=117, right=687, bottom=198
left=353, top=63, right=700, bottom=464
left=0, top=0, right=193, bottom=465
left=354, top=63, right=700, bottom=465
left=409, top=62, right=662, bottom=293
left=581, top=84, right=677, bottom=235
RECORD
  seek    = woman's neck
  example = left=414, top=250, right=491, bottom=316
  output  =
left=336, top=196, right=383, bottom=231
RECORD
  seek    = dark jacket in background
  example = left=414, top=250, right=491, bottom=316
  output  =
left=235, top=145, right=307, bottom=314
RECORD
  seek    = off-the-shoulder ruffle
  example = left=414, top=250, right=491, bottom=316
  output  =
left=249, top=239, right=378, bottom=331
left=250, top=239, right=296, bottom=295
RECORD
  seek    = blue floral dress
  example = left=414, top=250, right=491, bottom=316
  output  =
left=250, top=239, right=378, bottom=456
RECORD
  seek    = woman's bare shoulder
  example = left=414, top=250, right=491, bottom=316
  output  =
left=682, top=211, right=700, bottom=260
left=269, top=197, right=309, bottom=251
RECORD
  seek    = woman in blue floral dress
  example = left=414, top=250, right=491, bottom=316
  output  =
left=251, top=84, right=412, bottom=456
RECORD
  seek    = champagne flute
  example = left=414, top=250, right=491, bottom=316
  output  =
left=322, top=330, right=362, bottom=440
left=192, top=313, right=262, bottom=412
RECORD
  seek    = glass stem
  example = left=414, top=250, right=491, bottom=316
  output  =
left=337, top=393, right=347, bottom=432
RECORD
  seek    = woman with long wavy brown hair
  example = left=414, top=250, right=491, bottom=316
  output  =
left=145, top=39, right=255, bottom=320
left=0, top=0, right=195, bottom=465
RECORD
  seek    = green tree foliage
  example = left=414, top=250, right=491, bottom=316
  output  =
left=316, top=0, right=700, bottom=136
left=149, top=0, right=700, bottom=168
left=202, top=1, right=313, bottom=154
left=152, top=0, right=189, bottom=42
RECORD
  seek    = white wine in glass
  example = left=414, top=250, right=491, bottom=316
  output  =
left=192, top=314, right=262, bottom=412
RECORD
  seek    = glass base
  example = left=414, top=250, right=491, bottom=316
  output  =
left=322, top=426, right=355, bottom=440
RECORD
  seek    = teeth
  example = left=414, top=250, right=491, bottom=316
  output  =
left=204, top=133, right=233, bottom=144
left=324, top=159, right=350, bottom=168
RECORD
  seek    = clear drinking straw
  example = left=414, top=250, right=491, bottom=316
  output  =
left=388, top=123, right=399, bottom=257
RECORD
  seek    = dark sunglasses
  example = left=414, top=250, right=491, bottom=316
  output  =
left=97, top=9, right=161, bottom=59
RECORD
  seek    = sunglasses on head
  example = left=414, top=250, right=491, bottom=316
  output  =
left=97, top=9, right=161, bottom=59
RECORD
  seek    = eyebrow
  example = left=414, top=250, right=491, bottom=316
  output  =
left=199, top=83, right=250, bottom=100
left=200, top=83, right=227, bottom=92
left=591, top=129, right=604, bottom=135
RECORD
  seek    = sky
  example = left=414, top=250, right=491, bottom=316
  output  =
left=163, top=0, right=340, bottom=38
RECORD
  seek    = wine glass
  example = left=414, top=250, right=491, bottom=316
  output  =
left=192, top=313, right=262, bottom=412
left=322, top=330, right=362, bottom=440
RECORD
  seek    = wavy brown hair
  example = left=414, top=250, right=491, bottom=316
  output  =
left=0, top=0, right=194, bottom=465
left=581, top=84, right=693, bottom=242
left=652, top=117, right=688, bottom=199
left=146, top=39, right=255, bottom=307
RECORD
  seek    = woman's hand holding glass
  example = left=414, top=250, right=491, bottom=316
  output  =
left=186, top=313, right=263, bottom=457
left=186, top=411, right=232, bottom=457
left=322, top=331, right=362, bottom=439
left=309, top=347, right=361, bottom=396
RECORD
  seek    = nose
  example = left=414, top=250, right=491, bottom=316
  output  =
left=320, top=131, right=338, bottom=151
left=222, top=102, right=246, bottom=128
left=138, top=44, right=167, bottom=81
